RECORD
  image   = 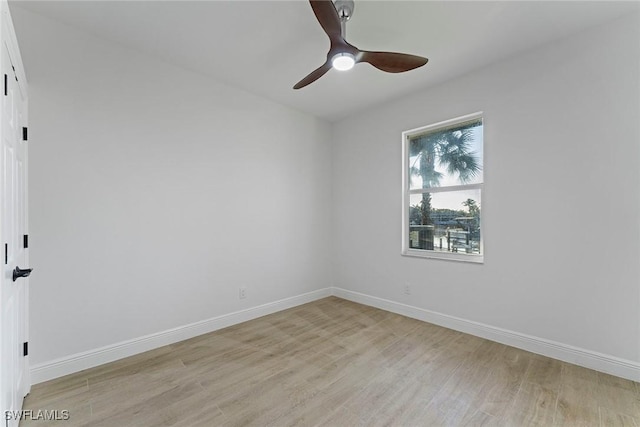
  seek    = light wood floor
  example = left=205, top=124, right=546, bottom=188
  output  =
left=21, top=297, right=639, bottom=426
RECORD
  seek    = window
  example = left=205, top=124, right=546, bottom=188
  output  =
left=402, top=112, right=484, bottom=263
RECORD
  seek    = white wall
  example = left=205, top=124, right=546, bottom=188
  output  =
left=332, top=14, right=640, bottom=364
left=11, top=8, right=332, bottom=367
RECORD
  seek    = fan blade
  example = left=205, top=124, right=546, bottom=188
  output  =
left=310, top=0, right=342, bottom=42
left=293, top=61, right=332, bottom=89
left=359, top=51, right=428, bottom=73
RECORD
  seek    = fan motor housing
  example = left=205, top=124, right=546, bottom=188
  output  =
left=334, top=0, right=355, bottom=21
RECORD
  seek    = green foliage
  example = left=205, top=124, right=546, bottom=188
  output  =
left=463, top=198, right=480, bottom=218
left=409, top=121, right=482, bottom=189
left=409, top=121, right=482, bottom=226
left=433, top=207, right=466, bottom=218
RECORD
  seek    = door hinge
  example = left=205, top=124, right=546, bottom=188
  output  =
left=22, top=127, right=27, bottom=141
left=3, top=74, right=6, bottom=96
left=4, top=243, right=7, bottom=264
left=23, top=342, right=28, bottom=357
left=23, top=235, right=28, bottom=249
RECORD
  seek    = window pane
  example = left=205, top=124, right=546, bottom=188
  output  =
left=409, top=189, right=481, bottom=254
left=409, top=119, right=483, bottom=190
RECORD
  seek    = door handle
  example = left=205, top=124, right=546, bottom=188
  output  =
left=12, top=266, right=32, bottom=282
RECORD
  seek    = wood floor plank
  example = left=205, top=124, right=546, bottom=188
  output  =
left=23, top=374, right=88, bottom=409
left=215, top=364, right=323, bottom=426
left=342, top=367, right=409, bottom=417
left=313, top=405, right=371, bottom=427
left=598, top=371, right=638, bottom=392
left=526, top=354, right=563, bottom=390
left=596, top=381, right=640, bottom=419
left=462, top=409, right=501, bottom=426
left=503, top=380, right=558, bottom=426
left=471, top=345, right=531, bottom=419
left=21, top=297, right=640, bottom=426
left=88, top=380, right=205, bottom=427
left=599, top=406, right=639, bottom=427
left=270, top=398, right=336, bottom=427
left=555, top=379, right=601, bottom=426
left=368, top=378, right=439, bottom=426
left=420, top=341, right=496, bottom=425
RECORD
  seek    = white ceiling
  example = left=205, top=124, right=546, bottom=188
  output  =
left=11, top=0, right=639, bottom=121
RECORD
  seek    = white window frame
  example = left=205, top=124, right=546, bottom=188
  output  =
left=401, top=112, right=484, bottom=263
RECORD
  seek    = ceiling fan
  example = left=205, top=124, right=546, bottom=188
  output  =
left=293, top=0, right=428, bottom=89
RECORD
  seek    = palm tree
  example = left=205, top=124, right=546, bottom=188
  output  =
left=462, top=197, right=480, bottom=236
left=462, top=198, right=479, bottom=218
left=409, top=124, right=481, bottom=225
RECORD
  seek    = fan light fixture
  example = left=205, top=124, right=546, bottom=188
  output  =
left=293, top=0, right=428, bottom=89
left=331, top=52, right=355, bottom=71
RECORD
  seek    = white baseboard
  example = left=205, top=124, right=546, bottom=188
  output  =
left=332, top=287, right=640, bottom=382
left=30, top=288, right=331, bottom=384
left=32, top=286, right=640, bottom=384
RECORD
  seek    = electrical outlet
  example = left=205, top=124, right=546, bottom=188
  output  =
left=403, top=283, right=411, bottom=295
left=239, top=287, right=247, bottom=299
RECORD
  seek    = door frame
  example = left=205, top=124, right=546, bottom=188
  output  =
left=0, top=1, right=30, bottom=425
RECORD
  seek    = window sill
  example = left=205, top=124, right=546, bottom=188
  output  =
left=401, top=249, right=484, bottom=264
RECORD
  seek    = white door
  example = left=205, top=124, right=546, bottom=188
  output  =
left=0, top=2, right=29, bottom=425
